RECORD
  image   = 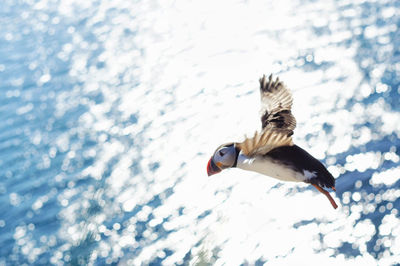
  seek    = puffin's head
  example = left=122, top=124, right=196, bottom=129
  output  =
left=207, top=143, right=238, bottom=176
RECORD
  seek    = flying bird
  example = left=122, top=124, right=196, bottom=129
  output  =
left=207, top=74, right=338, bottom=209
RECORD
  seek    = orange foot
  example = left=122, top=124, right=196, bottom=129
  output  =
left=312, top=184, right=338, bottom=209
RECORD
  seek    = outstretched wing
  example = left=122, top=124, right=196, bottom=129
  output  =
left=259, top=74, right=296, bottom=136
left=237, top=128, right=293, bottom=157
left=237, top=74, right=296, bottom=157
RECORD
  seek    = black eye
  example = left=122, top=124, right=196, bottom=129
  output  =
left=219, top=150, right=225, bottom=156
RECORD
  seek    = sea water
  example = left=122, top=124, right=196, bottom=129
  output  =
left=0, top=0, right=400, bottom=265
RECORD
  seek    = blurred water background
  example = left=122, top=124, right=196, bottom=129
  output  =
left=1, top=0, right=400, bottom=265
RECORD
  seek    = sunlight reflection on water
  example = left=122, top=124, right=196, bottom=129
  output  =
left=0, top=0, right=400, bottom=265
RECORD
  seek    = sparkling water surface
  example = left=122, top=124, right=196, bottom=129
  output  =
left=1, top=0, right=400, bottom=265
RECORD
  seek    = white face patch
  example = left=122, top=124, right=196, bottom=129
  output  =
left=213, top=145, right=237, bottom=168
left=303, top=170, right=317, bottom=180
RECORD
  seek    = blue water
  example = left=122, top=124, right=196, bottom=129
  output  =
left=1, top=0, right=400, bottom=265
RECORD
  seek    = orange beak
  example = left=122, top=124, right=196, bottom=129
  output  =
left=207, top=158, right=221, bottom=176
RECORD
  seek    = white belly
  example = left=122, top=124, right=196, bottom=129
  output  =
left=237, top=154, right=306, bottom=182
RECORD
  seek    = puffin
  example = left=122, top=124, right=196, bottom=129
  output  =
left=207, top=74, right=338, bottom=209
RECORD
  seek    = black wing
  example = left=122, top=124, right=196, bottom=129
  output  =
left=259, top=74, right=296, bottom=136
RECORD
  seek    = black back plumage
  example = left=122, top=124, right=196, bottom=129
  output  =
left=265, top=145, right=335, bottom=188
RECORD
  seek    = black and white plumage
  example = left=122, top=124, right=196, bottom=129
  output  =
left=207, top=74, right=338, bottom=209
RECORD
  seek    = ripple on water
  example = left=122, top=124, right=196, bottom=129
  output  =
left=1, top=0, right=400, bottom=265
